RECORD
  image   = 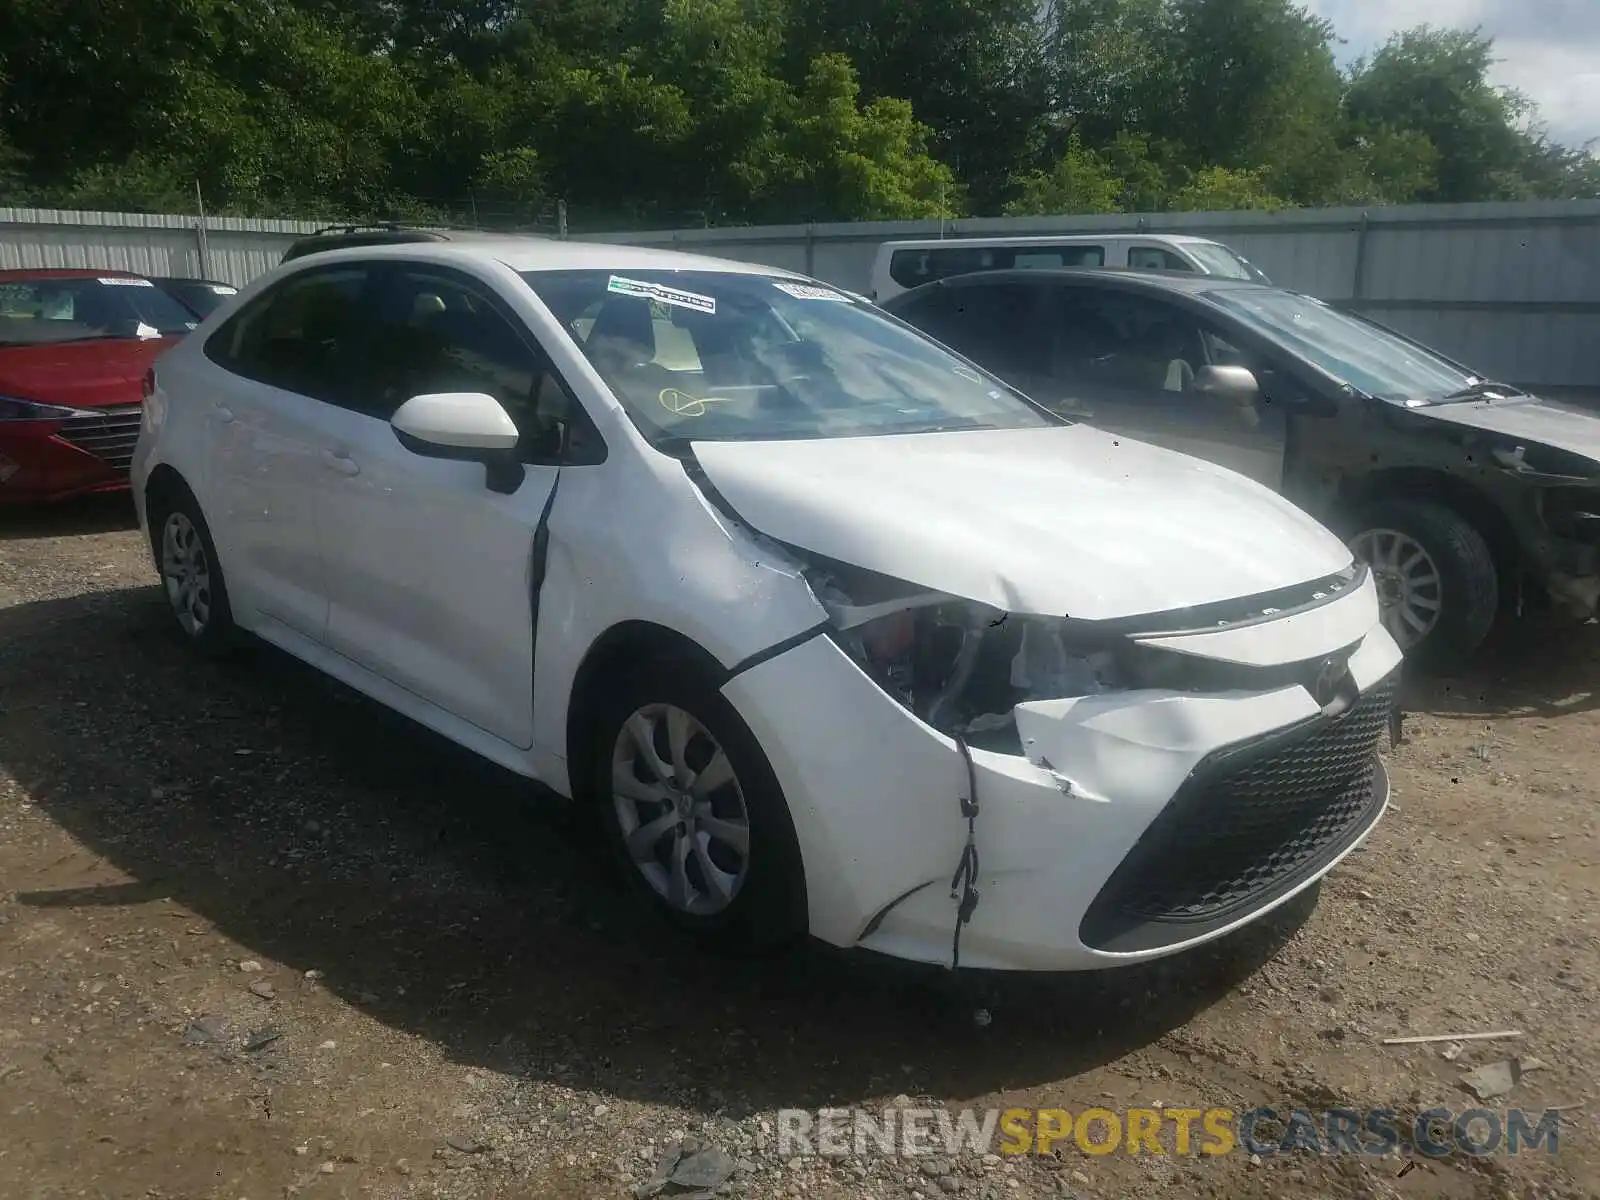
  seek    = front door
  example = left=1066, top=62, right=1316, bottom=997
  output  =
left=313, top=263, right=573, bottom=750
left=1038, top=287, right=1289, bottom=488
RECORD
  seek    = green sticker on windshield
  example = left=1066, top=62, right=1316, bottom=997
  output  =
left=607, top=275, right=716, bottom=315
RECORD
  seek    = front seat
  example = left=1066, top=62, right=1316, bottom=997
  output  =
left=1146, top=322, right=1195, bottom=392
left=584, top=297, right=657, bottom=371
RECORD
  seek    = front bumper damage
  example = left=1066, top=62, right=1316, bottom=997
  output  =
left=1507, top=467, right=1600, bottom=621
left=720, top=576, right=1404, bottom=972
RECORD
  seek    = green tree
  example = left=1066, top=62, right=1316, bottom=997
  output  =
left=1003, top=135, right=1123, bottom=215
left=784, top=0, right=1050, bottom=212
left=1344, top=27, right=1530, bottom=202
left=0, top=0, right=1593, bottom=225
left=776, top=54, right=960, bottom=221
left=1144, top=0, right=1345, bottom=175
left=1169, top=166, right=1291, bottom=211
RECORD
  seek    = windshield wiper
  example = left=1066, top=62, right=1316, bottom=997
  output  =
left=1440, top=379, right=1527, bottom=401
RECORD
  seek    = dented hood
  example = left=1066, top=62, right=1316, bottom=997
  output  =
left=691, top=425, right=1353, bottom=621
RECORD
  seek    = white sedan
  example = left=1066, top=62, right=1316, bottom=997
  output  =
left=131, top=239, right=1403, bottom=971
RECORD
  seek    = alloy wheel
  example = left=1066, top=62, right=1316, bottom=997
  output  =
left=610, top=703, right=751, bottom=916
left=161, top=511, right=212, bottom=638
left=1350, top=527, right=1443, bottom=649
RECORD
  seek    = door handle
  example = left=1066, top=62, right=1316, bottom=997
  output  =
left=215, top=404, right=235, bottom=424
left=322, top=448, right=360, bottom=477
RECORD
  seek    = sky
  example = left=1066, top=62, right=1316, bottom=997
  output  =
left=1305, top=0, right=1600, bottom=148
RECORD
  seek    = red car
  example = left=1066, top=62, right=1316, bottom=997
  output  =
left=0, top=268, right=198, bottom=504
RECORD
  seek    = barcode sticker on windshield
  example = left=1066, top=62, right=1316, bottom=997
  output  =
left=773, top=281, right=850, bottom=302
left=99, top=277, right=154, bottom=287
left=606, top=275, right=716, bottom=315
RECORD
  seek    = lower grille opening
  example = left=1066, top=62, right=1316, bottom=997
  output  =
left=1079, top=670, right=1399, bottom=954
left=57, top=406, right=142, bottom=473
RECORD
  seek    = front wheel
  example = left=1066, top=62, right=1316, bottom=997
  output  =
left=1348, top=499, right=1497, bottom=671
left=589, top=660, right=808, bottom=954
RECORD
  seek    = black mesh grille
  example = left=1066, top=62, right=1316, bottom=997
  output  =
left=1080, top=670, right=1398, bottom=953
left=56, top=405, right=142, bottom=472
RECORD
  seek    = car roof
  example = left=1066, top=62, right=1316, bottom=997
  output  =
left=882, top=266, right=1273, bottom=303
left=0, top=268, right=145, bottom=282
left=284, top=237, right=810, bottom=280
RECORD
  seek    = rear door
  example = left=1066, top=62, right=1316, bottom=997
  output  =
left=1035, top=284, right=1289, bottom=487
left=888, top=279, right=1057, bottom=402
left=200, top=264, right=374, bottom=637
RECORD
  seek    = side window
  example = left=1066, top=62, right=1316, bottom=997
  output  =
left=1054, top=291, right=1209, bottom=392
left=888, top=288, right=964, bottom=345
left=362, top=266, right=602, bottom=463
left=889, top=247, right=1002, bottom=289
left=1128, top=247, right=1195, bottom=273
left=205, top=267, right=369, bottom=403
left=916, top=283, right=1050, bottom=381
left=1040, top=244, right=1105, bottom=267
left=1201, top=327, right=1307, bottom=404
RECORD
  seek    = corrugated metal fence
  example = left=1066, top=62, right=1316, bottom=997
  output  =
left=0, top=207, right=322, bottom=291
left=4, top=200, right=1598, bottom=394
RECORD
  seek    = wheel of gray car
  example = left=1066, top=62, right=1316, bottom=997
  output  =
left=148, top=485, right=238, bottom=657
left=1348, top=499, right=1497, bottom=671
left=588, top=659, right=808, bottom=954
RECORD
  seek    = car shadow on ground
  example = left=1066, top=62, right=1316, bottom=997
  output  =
left=1402, top=616, right=1600, bottom=721
left=0, top=494, right=140, bottom=542
left=2, top=585, right=1326, bottom=1114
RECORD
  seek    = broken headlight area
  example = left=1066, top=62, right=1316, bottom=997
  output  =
left=803, top=560, right=1114, bottom=752
left=805, top=557, right=1363, bottom=753
left=1538, top=485, right=1600, bottom=546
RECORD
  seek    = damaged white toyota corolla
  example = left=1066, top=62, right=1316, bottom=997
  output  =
left=132, top=240, right=1403, bottom=971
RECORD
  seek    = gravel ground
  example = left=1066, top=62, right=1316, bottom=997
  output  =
left=1, top=496, right=1597, bottom=1200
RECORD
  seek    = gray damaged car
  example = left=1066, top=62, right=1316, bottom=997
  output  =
left=884, top=268, right=1600, bottom=669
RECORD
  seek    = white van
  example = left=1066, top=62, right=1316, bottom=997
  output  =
left=870, top=233, right=1269, bottom=302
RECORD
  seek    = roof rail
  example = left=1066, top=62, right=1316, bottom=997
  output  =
left=307, top=222, right=412, bottom=237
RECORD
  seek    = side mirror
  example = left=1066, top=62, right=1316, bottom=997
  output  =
left=391, top=391, right=525, bottom=494
left=1193, top=364, right=1260, bottom=405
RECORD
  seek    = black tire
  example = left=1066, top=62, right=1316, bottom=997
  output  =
left=1348, top=499, right=1497, bottom=672
left=146, top=482, right=239, bottom=658
left=587, top=658, right=808, bottom=954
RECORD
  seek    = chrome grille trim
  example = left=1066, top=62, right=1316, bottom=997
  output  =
left=56, top=405, right=142, bottom=472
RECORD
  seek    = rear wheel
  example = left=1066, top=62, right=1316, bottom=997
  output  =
left=588, top=659, right=807, bottom=954
left=1348, top=499, right=1497, bottom=671
left=148, top=485, right=238, bottom=657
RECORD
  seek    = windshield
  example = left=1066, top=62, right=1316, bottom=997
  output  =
left=164, top=281, right=237, bottom=319
left=1206, top=288, right=1479, bottom=405
left=0, top=276, right=197, bottom=346
left=521, top=269, right=1056, bottom=447
left=1185, top=242, right=1267, bottom=283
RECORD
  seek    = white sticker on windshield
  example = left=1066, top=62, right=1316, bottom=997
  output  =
left=607, top=275, right=716, bottom=315
left=773, top=281, right=850, bottom=302
left=209, top=285, right=238, bottom=295
left=99, top=276, right=155, bottom=287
